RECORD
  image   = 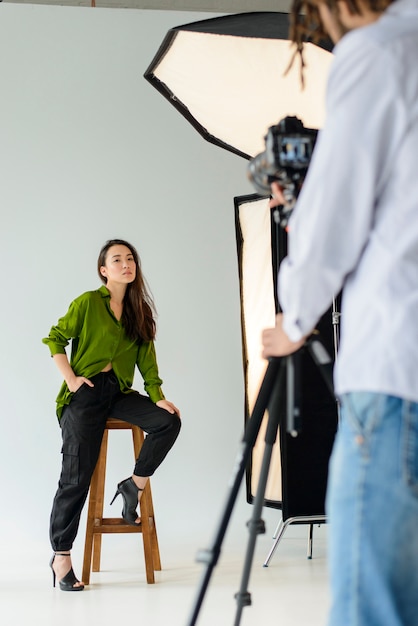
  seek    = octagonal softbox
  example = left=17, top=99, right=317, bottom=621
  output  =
left=144, top=12, right=333, bottom=159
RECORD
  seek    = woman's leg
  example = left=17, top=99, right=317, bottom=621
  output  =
left=49, top=404, right=106, bottom=586
left=49, top=403, right=106, bottom=551
left=109, top=391, right=181, bottom=524
left=111, top=391, right=181, bottom=478
left=49, top=373, right=117, bottom=583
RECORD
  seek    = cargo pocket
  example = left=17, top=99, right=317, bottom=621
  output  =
left=61, top=443, right=80, bottom=485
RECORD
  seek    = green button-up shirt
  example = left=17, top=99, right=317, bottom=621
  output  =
left=42, top=285, right=164, bottom=419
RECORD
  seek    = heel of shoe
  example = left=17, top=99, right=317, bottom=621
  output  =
left=49, top=555, right=56, bottom=588
left=50, top=552, right=84, bottom=592
left=113, top=477, right=143, bottom=526
left=110, top=488, right=120, bottom=506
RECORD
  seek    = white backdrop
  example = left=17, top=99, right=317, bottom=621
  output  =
left=0, top=2, right=282, bottom=563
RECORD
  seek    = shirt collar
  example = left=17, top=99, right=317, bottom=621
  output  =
left=98, top=285, right=111, bottom=299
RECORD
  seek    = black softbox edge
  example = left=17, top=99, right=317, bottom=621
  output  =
left=144, top=12, right=292, bottom=161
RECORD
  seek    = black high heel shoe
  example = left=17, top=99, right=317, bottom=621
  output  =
left=49, top=553, right=85, bottom=591
left=110, top=477, right=143, bottom=526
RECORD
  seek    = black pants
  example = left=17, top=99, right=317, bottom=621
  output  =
left=50, top=370, right=181, bottom=552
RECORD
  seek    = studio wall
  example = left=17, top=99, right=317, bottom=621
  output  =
left=0, top=3, right=263, bottom=557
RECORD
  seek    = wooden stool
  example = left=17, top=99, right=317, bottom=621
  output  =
left=82, top=418, right=161, bottom=584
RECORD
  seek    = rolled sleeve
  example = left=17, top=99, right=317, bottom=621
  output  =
left=136, top=340, right=165, bottom=403
left=42, top=300, right=82, bottom=356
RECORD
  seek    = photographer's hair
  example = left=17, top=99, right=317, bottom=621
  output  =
left=287, top=0, right=395, bottom=84
left=98, top=239, right=157, bottom=343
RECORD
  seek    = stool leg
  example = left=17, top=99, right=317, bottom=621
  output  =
left=132, top=426, right=161, bottom=583
left=143, top=484, right=161, bottom=571
left=139, top=485, right=156, bottom=583
left=92, top=436, right=108, bottom=572
left=82, top=430, right=108, bottom=584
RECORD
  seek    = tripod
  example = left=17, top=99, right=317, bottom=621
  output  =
left=233, top=333, right=336, bottom=625
left=186, top=355, right=284, bottom=626
left=186, top=333, right=336, bottom=626
left=262, top=299, right=340, bottom=569
left=186, top=203, right=338, bottom=625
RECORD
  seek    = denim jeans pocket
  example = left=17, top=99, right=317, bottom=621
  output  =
left=403, top=401, right=418, bottom=499
left=342, top=393, right=386, bottom=454
left=61, top=443, right=80, bottom=485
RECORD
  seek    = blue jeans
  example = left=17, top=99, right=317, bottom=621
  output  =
left=326, top=392, right=418, bottom=626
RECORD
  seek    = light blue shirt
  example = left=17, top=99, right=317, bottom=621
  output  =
left=279, top=0, right=418, bottom=402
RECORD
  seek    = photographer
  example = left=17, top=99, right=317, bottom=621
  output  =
left=262, top=1, right=418, bottom=625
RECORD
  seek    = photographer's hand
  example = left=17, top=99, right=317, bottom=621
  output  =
left=269, top=182, right=286, bottom=208
left=262, top=313, right=306, bottom=358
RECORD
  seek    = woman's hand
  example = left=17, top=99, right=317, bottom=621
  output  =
left=156, top=399, right=181, bottom=417
left=67, top=376, right=94, bottom=393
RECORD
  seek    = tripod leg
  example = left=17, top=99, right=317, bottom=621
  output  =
left=233, top=368, right=284, bottom=626
left=186, top=357, right=284, bottom=626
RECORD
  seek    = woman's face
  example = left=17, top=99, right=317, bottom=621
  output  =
left=100, top=244, right=137, bottom=286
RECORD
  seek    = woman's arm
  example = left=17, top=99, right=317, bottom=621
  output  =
left=53, top=353, right=94, bottom=393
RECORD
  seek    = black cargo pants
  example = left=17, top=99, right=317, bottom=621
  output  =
left=50, top=370, right=181, bottom=552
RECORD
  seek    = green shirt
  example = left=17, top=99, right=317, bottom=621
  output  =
left=42, top=285, right=165, bottom=419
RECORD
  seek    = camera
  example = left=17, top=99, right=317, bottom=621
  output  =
left=247, top=116, right=318, bottom=221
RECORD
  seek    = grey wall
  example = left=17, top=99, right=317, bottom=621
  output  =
left=0, top=3, right=267, bottom=556
left=4, top=0, right=291, bottom=12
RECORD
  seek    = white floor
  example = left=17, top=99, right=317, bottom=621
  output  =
left=1, top=516, right=330, bottom=626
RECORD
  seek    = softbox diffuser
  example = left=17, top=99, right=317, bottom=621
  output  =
left=234, top=194, right=281, bottom=502
left=144, top=12, right=333, bottom=159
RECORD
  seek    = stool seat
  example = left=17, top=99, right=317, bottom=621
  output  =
left=82, top=418, right=161, bottom=584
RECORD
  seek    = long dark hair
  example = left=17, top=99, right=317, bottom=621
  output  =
left=97, top=239, right=156, bottom=342
left=287, top=0, right=394, bottom=84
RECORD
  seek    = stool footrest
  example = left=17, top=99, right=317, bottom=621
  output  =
left=93, top=517, right=143, bottom=533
